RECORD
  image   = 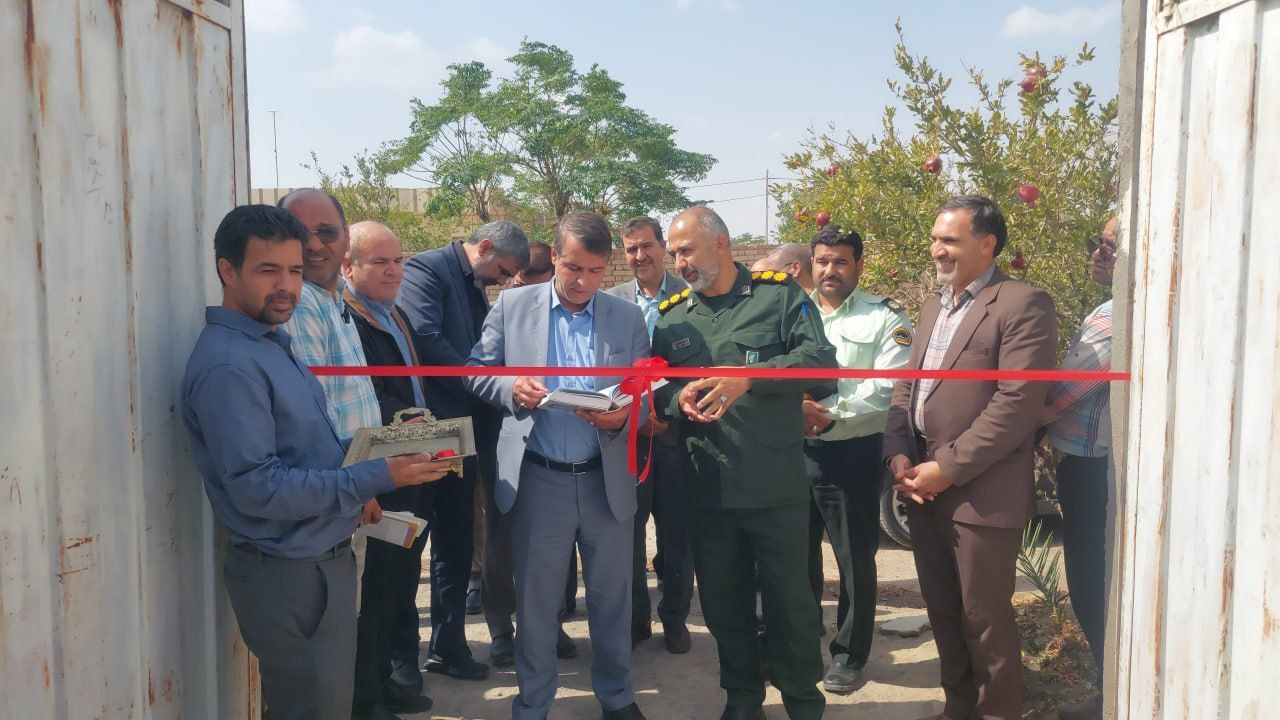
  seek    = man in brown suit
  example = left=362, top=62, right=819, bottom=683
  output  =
left=884, top=195, right=1058, bottom=720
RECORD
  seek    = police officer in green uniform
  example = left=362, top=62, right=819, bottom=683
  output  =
left=801, top=225, right=912, bottom=694
left=652, top=207, right=837, bottom=720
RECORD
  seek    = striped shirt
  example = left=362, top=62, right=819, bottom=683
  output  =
left=912, top=265, right=996, bottom=434
left=1043, top=299, right=1113, bottom=457
left=282, top=279, right=382, bottom=441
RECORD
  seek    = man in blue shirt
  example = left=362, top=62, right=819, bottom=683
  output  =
left=466, top=212, right=651, bottom=720
left=182, top=205, right=453, bottom=720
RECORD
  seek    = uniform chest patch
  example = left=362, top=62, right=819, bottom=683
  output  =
left=892, top=327, right=913, bottom=347
left=745, top=350, right=760, bottom=364
left=672, top=338, right=692, bottom=352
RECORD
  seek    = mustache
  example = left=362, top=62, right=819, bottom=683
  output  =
left=266, top=291, right=297, bottom=305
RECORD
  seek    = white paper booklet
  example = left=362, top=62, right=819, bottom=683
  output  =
left=362, top=510, right=428, bottom=549
left=537, top=379, right=668, bottom=413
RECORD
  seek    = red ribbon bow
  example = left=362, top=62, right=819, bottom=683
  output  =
left=619, top=357, right=669, bottom=483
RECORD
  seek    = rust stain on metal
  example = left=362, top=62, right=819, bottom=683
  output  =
left=108, top=0, right=123, bottom=50
left=42, top=660, right=50, bottom=689
left=147, top=670, right=155, bottom=706
left=23, top=0, right=48, bottom=119
left=74, top=10, right=84, bottom=100
left=64, top=536, right=94, bottom=550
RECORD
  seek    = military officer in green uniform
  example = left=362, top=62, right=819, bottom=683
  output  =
left=801, top=225, right=912, bottom=695
left=652, top=207, right=838, bottom=720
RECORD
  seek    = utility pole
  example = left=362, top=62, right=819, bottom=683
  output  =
left=268, top=109, right=281, bottom=192
left=764, top=168, right=770, bottom=244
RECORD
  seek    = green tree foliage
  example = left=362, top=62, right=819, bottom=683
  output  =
left=307, top=150, right=471, bottom=254
left=385, top=62, right=508, bottom=223
left=392, top=40, right=716, bottom=225
left=777, top=23, right=1117, bottom=354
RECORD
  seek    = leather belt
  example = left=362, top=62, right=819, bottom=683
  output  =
left=523, top=449, right=602, bottom=475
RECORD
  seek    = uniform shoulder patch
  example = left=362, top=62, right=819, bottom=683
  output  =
left=752, top=270, right=789, bottom=285
left=659, top=289, right=690, bottom=315
left=882, top=297, right=904, bottom=312
left=891, top=326, right=913, bottom=347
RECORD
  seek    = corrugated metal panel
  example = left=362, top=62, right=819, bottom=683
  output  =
left=0, top=1, right=256, bottom=718
left=1114, top=0, right=1279, bottom=717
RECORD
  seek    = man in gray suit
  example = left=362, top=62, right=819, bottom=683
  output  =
left=465, top=212, right=650, bottom=720
left=605, top=216, right=694, bottom=654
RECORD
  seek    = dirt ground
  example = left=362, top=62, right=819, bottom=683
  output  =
left=405, top=528, right=1046, bottom=720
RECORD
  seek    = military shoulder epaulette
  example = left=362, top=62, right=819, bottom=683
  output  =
left=658, top=287, right=691, bottom=314
left=882, top=297, right=905, bottom=312
left=750, top=270, right=790, bottom=284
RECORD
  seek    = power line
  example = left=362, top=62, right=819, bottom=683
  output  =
left=684, top=176, right=799, bottom=189
left=705, top=193, right=769, bottom=203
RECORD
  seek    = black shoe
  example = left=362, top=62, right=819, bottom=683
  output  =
left=351, top=705, right=403, bottom=720
left=662, top=621, right=691, bottom=654
left=387, top=659, right=422, bottom=695
left=490, top=633, right=515, bottom=668
left=556, top=628, right=578, bottom=659
left=602, top=702, right=646, bottom=719
left=821, top=662, right=864, bottom=694
left=423, top=653, right=489, bottom=680
left=382, top=682, right=434, bottom=714
left=631, top=623, right=653, bottom=649
left=719, top=706, right=767, bottom=720
left=465, top=587, right=482, bottom=615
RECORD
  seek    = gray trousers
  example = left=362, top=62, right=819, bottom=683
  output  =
left=223, top=542, right=357, bottom=720
left=510, top=460, right=635, bottom=719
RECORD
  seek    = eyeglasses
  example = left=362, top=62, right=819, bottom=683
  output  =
left=309, top=226, right=342, bottom=244
left=1086, top=236, right=1115, bottom=259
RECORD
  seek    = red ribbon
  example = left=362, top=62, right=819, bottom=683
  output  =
left=618, top=357, right=669, bottom=483
left=311, top=364, right=1128, bottom=484
left=310, top=365, right=1129, bottom=382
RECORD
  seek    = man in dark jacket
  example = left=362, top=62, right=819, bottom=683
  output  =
left=397, top=221, right=530, bottom=678
left=343, top=221, right=437, bottom=720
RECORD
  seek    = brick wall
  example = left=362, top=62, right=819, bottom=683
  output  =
left=485, top=244, right=778, bottom=301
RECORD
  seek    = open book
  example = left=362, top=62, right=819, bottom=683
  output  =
left=537, top=379, right=669, bottom=413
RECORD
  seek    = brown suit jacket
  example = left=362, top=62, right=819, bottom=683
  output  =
left=883, top=268, right=1058, bottom=528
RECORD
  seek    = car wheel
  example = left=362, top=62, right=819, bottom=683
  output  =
left=879, top=484, right=912, bottom=549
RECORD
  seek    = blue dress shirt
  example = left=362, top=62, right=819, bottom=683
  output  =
left=636, top=276, right=671, bottom=340
left=527, top=284, right=601, bottom=463
left=182, top=307, right=395, bottom=558
left=352, top=289, right=427, bottom=409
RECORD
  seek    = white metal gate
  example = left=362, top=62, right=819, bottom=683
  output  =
left=0, top=1, right=257, bottom=717
left=1113, top=0, right=1280, bottom=717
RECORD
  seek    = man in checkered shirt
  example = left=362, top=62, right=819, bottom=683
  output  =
left=1040, top=218, right=1117, bottom=720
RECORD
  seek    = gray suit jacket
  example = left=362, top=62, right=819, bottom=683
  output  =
left=465, top=283, right=652, bottom=521
left=603, top=271, right=688, bottom=304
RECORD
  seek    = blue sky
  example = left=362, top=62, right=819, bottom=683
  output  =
left=245, top=1, right=1120, bottom=239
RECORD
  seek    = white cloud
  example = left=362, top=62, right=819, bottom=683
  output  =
left=245, top=0, right=307, bottom=35
left=675, top=0, right=695, bottom=8
left=305, top=26, right=443, bottom=94
left=769, top=130, right=783, bottom=141
left=1001, top=3, right=1119, bottom=38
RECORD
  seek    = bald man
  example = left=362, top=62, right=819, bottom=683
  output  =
left=342, top=222, right=437, bottom=718
left=653, top=207, right=836, bottom=720
left=751, top=243, right=814, bottom=293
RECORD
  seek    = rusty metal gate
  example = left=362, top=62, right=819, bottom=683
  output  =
left=1, top=0, right=257, bottom=717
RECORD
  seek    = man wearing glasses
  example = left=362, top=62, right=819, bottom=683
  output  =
left=1040, top=218, right=1117, bottom=720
